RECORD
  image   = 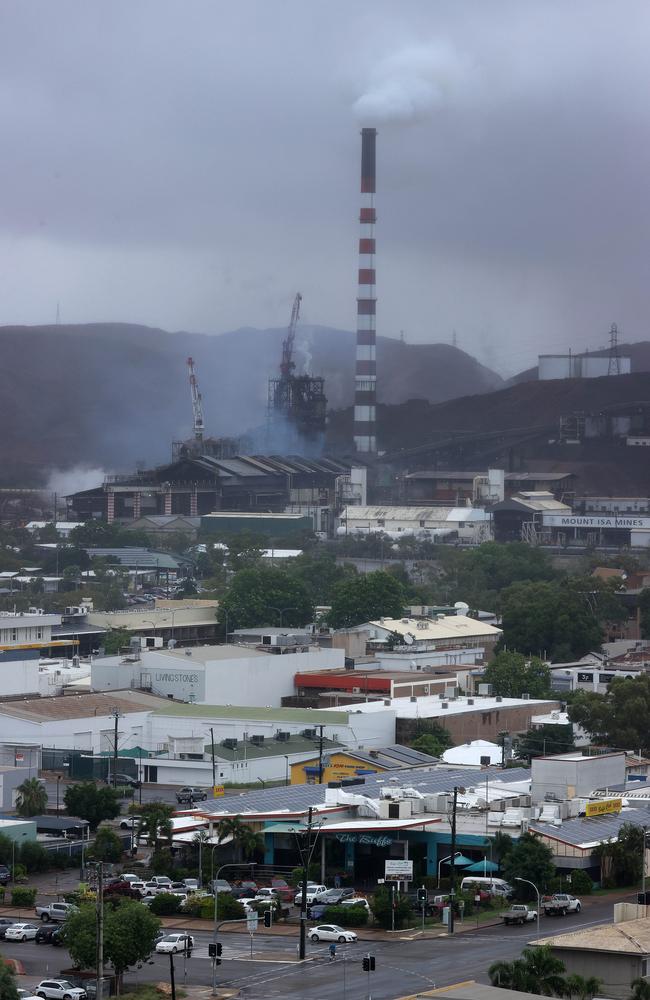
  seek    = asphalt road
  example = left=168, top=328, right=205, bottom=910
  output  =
left=7, top=894, right=625, bottom=1000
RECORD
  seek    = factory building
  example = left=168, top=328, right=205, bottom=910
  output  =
left=338, top=505, right=492, bottom=544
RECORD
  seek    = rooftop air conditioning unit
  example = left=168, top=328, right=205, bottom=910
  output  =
left=478, top=683, right=493, bottom=696
left=410, top=696, right=417, bottom=703
left=496, top=695, right=503, bottom=702
left=276, top=731, right=291, bottom=742
left=250, top=735, right=264, bottom=746
left=384, top=699, right=391, bottom=706
left=441, top=702, right=449, bottom=709
left=467, top=697, right=474, bottom=705
left=353, top=687, right=362, bottom=695
left=522, top=693, right=530, bottom=700
left=302, top=728, right=318, bottom=739
left=222, top=738, right=238, bottom=750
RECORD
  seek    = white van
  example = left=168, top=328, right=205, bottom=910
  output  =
left=460, top=876, right=513, bottom=898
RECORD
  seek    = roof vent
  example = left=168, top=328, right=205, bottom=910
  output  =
left=522, top=692, right=530, bottom=700
left=467, top=697, right=474, bottom=705
left=441, top=702, right=449, bottom=709
left=496, top=695, right=503, bottom=702
left=384, top=699, right=391, bottom=706
left=410, top=696, right=417, bottom=703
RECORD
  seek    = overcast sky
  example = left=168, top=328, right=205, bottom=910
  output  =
left=1, top=0, right=649, bottom=374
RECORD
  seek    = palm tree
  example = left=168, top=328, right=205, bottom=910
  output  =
left=491, top=831, right=514, bottom=868
left=565, top=975, right=603, bottom=1000
left=136, top=801, right=174, bottom=852
left=217, top=816, right=264, bottom=861
left=15, top=778, right=48, bottom=817
left=192, top=829, right=209, bottom=885
left=630, top=979, right=650, bottom=1000
left=490, top=947, right=568, bottom=997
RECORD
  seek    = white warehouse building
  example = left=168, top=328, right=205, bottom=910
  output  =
left=337, top=506, right=492, bottom=544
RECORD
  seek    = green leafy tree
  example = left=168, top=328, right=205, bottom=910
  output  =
left=489, top=945, right=568, bottom=996
left=593, top=823, right=644, bottom=886
left=90, top=826, right=124, bottom=863
left=226, top=532, right=267, bottom=572
left=498, top=580, right=605, bottom=660
left=371, top=886, right=413, bottom=929
left=137, top=801, right=174, bottom=852
left=219, top=566, right=314, bottom=630
left=442, top=542, right=558, bottom=612
left=482, top=651, right=552, bottom=699
left=410, top=723, right=453, bottom=757
left=515, top=723, right=575, bottom=760
left=568, top=675, right=650, bottom=754
left=328, top=570, right=406, bottom=628
left=102, top=628, right=131, bottom=654
left=178, top=577, right=198, bottom=596
left=15, top=777, right=48, bottom=817
left=63, top=783, right=121, bottom=830
left=501, top=833, right=555, bottom=897
left=285, top=551, right=354, bottom=606
left=64, top=899, right=161, bottom=988
left=217, top=817, right=264, bottom=861
left=0, top=953, right=19, bottom=1000
left=490, top=831, right=514, bottom=867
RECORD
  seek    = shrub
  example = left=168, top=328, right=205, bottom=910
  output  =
left=181, top=895, right=204, bottom=918
left=567, top=870, right=593, bottom=896
left=203, top=894, right=244, bottom=921
left=148, top=892, right=183, bottom=916
left=11, top=886, right=37, bottom=907
left=19, top=842, right=49, bottom=873
left=90, top=827, right=124, bottom=863
left=324, top=905, right=368, bottom=927
left=371, top=887, right=413, bottom=930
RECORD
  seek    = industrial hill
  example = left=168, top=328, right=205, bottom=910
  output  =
left=0, top=322, right=502, bottom=484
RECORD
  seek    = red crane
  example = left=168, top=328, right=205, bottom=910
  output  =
left=280, top=293, right=302, bottom=379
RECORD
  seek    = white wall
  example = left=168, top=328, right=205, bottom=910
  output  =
left=0, top=708, right=154, bottom=754
left=0, top=660, right=39, bottom=697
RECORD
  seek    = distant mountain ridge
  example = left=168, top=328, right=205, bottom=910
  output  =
left=0, top=322, right=503, bottom=483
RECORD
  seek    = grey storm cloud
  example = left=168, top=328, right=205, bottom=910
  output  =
left=1, top=0, right=650, bottom=373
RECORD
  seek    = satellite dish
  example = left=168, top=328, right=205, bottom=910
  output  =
left=454, top=602, right=470, bottom=616
left=404, top=633, right=414, bottom=645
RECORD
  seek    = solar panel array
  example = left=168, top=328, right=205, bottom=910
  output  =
left=201, top=765, right=532, bottom=818
left=530, top=802, right=650, bottom=846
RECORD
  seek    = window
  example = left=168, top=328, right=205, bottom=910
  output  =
left=377, top=519, right=385, bottom=527
left=419, top=520, right=426, bottom=528
left=36, top=627, right=43, bottom=640
left=10, top=630, right=17, bottom=642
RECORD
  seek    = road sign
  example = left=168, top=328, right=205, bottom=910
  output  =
left=385, top=859, right=413, bottom=880
left=213, top=785, right=225, bottom=797
left=246, top=912, right=258, bottom=931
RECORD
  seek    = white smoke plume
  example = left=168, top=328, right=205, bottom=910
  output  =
left=353, top=41, right=474, bottom=124
left=47, top=466, right=108, bottom=497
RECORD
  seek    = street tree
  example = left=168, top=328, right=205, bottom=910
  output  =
left=328, top=570, right=405, bottom=628
left=90, top=826, right=125, bottom=863
left=498, top=580, right=606, bottom=660
left=482, top=651, right=552, bottom=698
left=515, top=723, right=575, bottom=761
left=489, top=945, right=568, bottom=996
left=64, top=899, right=161, bottom=989
left=568, top=675, right=650, bottom=755
left=219, top=566, right=314, bottom=630
left=501, top=833, right=555, bottom=897
left=217, top=817, right=264, bottom=860
left=0, top=954, right=19, bottom=1000
left=593, top=823, right=644, bottom=886
left=15, top=777, right=48, bottom=817
left=137, top=801, right=174, bottom=852
left=490, top=831, right=514, bottom=867
left=102, top=629, right=131, bottom=655
left=63, top=783, right=121, bottom=830
left=410, top=723, right=453, bottom=758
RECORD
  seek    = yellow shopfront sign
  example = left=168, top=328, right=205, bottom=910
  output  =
left=585, top=798, right=622, bottom=817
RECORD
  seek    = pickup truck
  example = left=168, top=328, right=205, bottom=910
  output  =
left=34, top=902, right=76, bottom=923
left=502, top=904, right=538, bottom=925
left=541, top=894, right=582, bottom=916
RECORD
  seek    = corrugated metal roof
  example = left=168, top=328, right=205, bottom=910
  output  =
left=530, top=804, right=650, bottom=847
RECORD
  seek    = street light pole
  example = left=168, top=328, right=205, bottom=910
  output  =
left=515, top=877, right=541, bottom=940
left=448, top=785, right=465, bottom=936
left=211, top=860, right=256, bottom=996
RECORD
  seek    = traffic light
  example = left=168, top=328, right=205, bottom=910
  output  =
left=362, top=956, right=376, bottom=972
left=209, top=942, right=223, bottom=964
left=417, top=887, right=428, bottom=904
left=264, top=909, right=272, bottom=928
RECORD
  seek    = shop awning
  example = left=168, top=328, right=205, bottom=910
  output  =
left=464, top=859, right=499, bottom=873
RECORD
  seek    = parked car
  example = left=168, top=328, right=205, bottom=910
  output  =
left=542, top=894, right=581, bottom=916
left=0, top=865, right=11, bottom=885
left=150, top=876, right=173, bottom=888
left=183, top=878, right=200, bottom=892
left=308, top=924, right=358, bottom=943
left=119, top=818, right=141, bottom=830
left=237, top=897, right=258, bottom=913
left=176, top=787, right=208, bottom=804
left=156, top=933, right=194, bottom=954
left=107, top=773, right=141, bottom=789
left=35, top=981, right=87, bottom=1000
left=212, top=878, right=233, bottom=894
left=36, top=925, right=64, bottom=945
left=6, top=923, right=39, bottom=942
left=294, top=884, right=328, bottom=906
left=502, top=904, right=538, bottom=926
left=255, top=888, right=280, bottom=902
left=269, top=879, right=294, bottom=902
left=17, top=990, right=40, bottom=1000
left=340, top=897, right=371, bottom=912
left=35, top=902, right=77, bottom=923
left=306, top=903, right=328, bottom=921
left=119, top=873, right=141, bottom=883
left=314, top=888, right=355, bottom=905
left=0, top=918, right=17, bottom=938
left=105, top=880, right=141, bottom=898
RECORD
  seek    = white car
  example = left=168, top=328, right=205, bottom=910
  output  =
left=255, top=888, right=279, bottom=901
left=119, top=872, right=140, bottom=883
left=341, top=897, right=371, bottom=912
left=309, top=924, right=358, bottom=943
left=6, top=923, right=39, bottom=941
left=156, top=933, right=194, bottom=954
left=35, top=981, right=87, bottom=1000
left=183, top=878, right=200, bottom=892
left=295, top=884, right=328, bottom=906
left=17, top=990, right=39, bottom=1000
left=237, top=897, right=258, bottom=913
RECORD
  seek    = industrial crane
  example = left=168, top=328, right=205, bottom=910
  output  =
left=186, top=356, right=205, bottom=441
left=280, top=292, right=302, bottom=379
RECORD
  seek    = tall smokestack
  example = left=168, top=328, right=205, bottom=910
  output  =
left=354, top=127, right=377, bottom=454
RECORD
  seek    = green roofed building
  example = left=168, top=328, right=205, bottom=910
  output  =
left=200, top=512, right=313, bottom=537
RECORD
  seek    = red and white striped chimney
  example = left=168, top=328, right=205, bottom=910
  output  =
left=354, top=126, right=377, bottom=454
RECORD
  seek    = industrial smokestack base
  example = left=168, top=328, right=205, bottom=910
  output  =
left=354, top=126, right=377, bottom=454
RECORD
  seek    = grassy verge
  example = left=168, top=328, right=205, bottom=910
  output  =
left=120, top=988, right=186, bottom=1000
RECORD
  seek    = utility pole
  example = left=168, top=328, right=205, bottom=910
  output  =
left=168, top=952, right=176, bottom=1000
left=111, top=708, right=122, bottom=788
left=210, top=727, right=217, bottom=795
left=448, top=785, right=465, bottom=935
left=95, top=863, right=104, bottom=1000
left=298, top=806, right=319, bottom=960
left=318, top=726, right=324, bottom=784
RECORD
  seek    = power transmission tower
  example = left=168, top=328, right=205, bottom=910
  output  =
left=607, top=322, right=621, bottom=376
